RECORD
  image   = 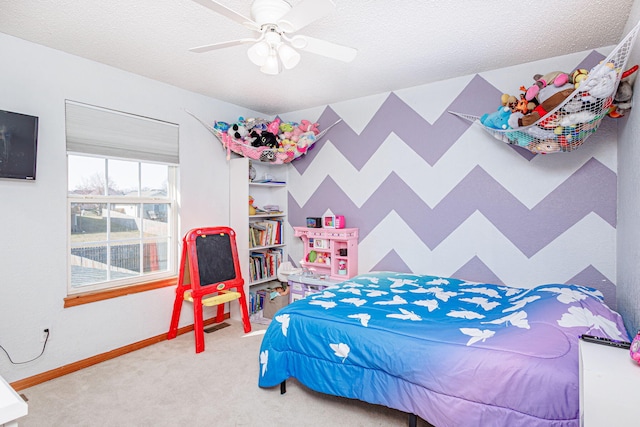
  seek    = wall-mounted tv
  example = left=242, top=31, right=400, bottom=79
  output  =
left=0, top=109, right=39, bottom=180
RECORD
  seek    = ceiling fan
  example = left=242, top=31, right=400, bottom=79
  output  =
left=190, top=0, right=357, bottom=75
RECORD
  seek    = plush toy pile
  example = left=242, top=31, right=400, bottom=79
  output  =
left=478, top=62, right=637, bottom=154
left=212, top=117, right=322, bottom=164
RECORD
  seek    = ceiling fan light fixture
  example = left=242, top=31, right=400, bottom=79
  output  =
left=260, top=52, right=281, bottom=75
left=247, top=40, right=270, bottom=66
left=278, top=43, right=301, bottom=69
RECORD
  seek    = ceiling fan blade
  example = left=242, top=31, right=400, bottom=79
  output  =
left=290, top=35, right=357, bottom=63
left=191, top=0, right=260, bottom=31
left=277, top=0, right=336, bottom=33
left=189, top=38, right=260, bottom=53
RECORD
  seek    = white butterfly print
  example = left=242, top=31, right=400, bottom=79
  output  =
left=260, top=350, right=268, bottom=376
left=412, top=299, right=439, bottom=311
left=460, top=328, right=496, bottom=346
left=538, top=287, right=589, bottom=304
left=447, top=310, right=485, bottom=320
left=312, top=291, right=336, bottom=299
left=374, top=295, right=407, bottom=305
left=557, top=306, right=624, bottom=339
left=348, top=313, right=371, bottom=327
left=483, top=311, right=530, bottom=329
left=330, top=343, right=350, bottom=362
left=340, top=298, right=367, bottom=307
left=498, top=286, right=522, bottom=297
left=461, top=287, right=500, bottom=298
left=502, top=295, right=540, bottom=312
left=275, top=313, right=290, bottom=337
left=459, top=296, right=500, bottom=311
left=424, top=287, right=457, bottom=302
left=426, top=278, right=450, bottom=286
left=363, top=289, right=388, bottom=297
left=387, top=308, right=421, bottom=321
left=309, top=300, right=337, bottom=309
left=343, top=283, right=364, bottom=288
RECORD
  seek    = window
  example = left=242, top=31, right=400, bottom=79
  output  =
left=66, top=101, right=179, bottom=294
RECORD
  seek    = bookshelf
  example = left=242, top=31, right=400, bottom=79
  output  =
left=230, top=157, right=287, bottom=315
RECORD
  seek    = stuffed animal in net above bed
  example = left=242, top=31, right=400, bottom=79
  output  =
left=187, top=111, right=341, bottom=164
left=450, top=21, right=640, bottom=154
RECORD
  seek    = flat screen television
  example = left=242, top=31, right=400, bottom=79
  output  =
left=0, top=109, right=39, bottom=180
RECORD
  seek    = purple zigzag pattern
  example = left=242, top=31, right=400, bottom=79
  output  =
left=568, top=265, right=616, bottom=309
left=289, top=158, right=615, bottom=258
left=293, top=74, right=502, bottom=173
left=293, top=50, right=608, bottom=172
left=370, top=250, right=411, bottom=274
left=452, top=256, right=504, bottom=285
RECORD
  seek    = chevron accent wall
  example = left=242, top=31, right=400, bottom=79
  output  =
left=282, top=48, right=619, bottom=307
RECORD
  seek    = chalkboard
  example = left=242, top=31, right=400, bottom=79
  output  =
left=194, top=231, right=237, bottom=288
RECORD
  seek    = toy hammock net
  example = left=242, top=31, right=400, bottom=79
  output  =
left=186, top=110, right=341, bottom=164
left=450, top=21, right=640, bottom=154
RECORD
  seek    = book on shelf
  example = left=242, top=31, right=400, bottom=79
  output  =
left=249, top=218, right=283, bottom=247
left=249, top=248, right=283, bottom=282
left=249, top=290, right=267, bottom=314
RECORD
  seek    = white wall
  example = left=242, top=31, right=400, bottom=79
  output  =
left=0, top=33, right=259, bottom=383
left=617, top=8, right=640, bottom=336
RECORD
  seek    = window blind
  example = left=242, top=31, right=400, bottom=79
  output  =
left=65, top=100, right=179, bottom=164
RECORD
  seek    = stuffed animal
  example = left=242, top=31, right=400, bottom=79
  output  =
left=501, top=93, right=518, bottom=111
left=279, top=139, right=297, bottom=159
left=228, top=123, right=248, bottom=140
left=251, top=131, right=279, bottom=149
left=480, top=106, right=512, bottom=130
left=259, top=149, right=276, bottom=162
left=279, top=122, right=294, bottom=133
left=528, top=139, right=561, bottom=154
left=299, top=120, right=320, bottom=135
left=570, top=68, right=589, bottom=88
left=282, top=127, right=304, bottom=143
left=581, top=62, right=617, bottom=100
left=517, top=83, right=575, bottom=127
left=245, top=117, right=269, bottom=133
left=249, top=196, right=257, bottom=215
left=214, top=121, right=230, bottom=133
left=296, top=131, right=316, bottom=153
left=524, top=71, right=570, bottom=101
left=515, top=92, right=536, bottom=114
left=267, top=118, right=281, bottom=135
left=609, top=64, right=638, bottom=118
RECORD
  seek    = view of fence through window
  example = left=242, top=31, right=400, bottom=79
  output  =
left=68, top=155, right=173, bottom=290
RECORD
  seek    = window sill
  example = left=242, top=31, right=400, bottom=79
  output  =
left=64, top=277, right=177, bottom=308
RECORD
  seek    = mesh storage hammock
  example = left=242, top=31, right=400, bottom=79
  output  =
left=187, top=110, right=341, bottom=164
left=450, top=21, right=640, bottom=154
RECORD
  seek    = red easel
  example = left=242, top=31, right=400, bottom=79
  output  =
left=167, top=227, right=251, bottom=353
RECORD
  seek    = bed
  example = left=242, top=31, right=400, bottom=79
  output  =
left=258, top=272, right=629, bottom=427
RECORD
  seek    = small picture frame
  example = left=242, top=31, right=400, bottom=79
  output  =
left=314, top=239, right=329, bottom=249
left=323, top=215, right=335, bottom=228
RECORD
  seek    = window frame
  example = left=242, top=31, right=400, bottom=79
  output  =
left=66, top=154, right=179, bottom=297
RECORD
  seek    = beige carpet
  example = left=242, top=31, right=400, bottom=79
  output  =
left=19, top=320, right=428, bottom=426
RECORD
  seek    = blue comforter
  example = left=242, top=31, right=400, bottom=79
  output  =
left=258, top=272, right=629, bottom=426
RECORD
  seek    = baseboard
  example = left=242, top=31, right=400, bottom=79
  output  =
left=10, top=315, right=228, bottom=391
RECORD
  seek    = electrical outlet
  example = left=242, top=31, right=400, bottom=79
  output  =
left=40, top=328, right=50, bottom=343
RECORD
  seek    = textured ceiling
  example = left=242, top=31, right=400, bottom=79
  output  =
left=0, top=0, right=635, bottom=115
